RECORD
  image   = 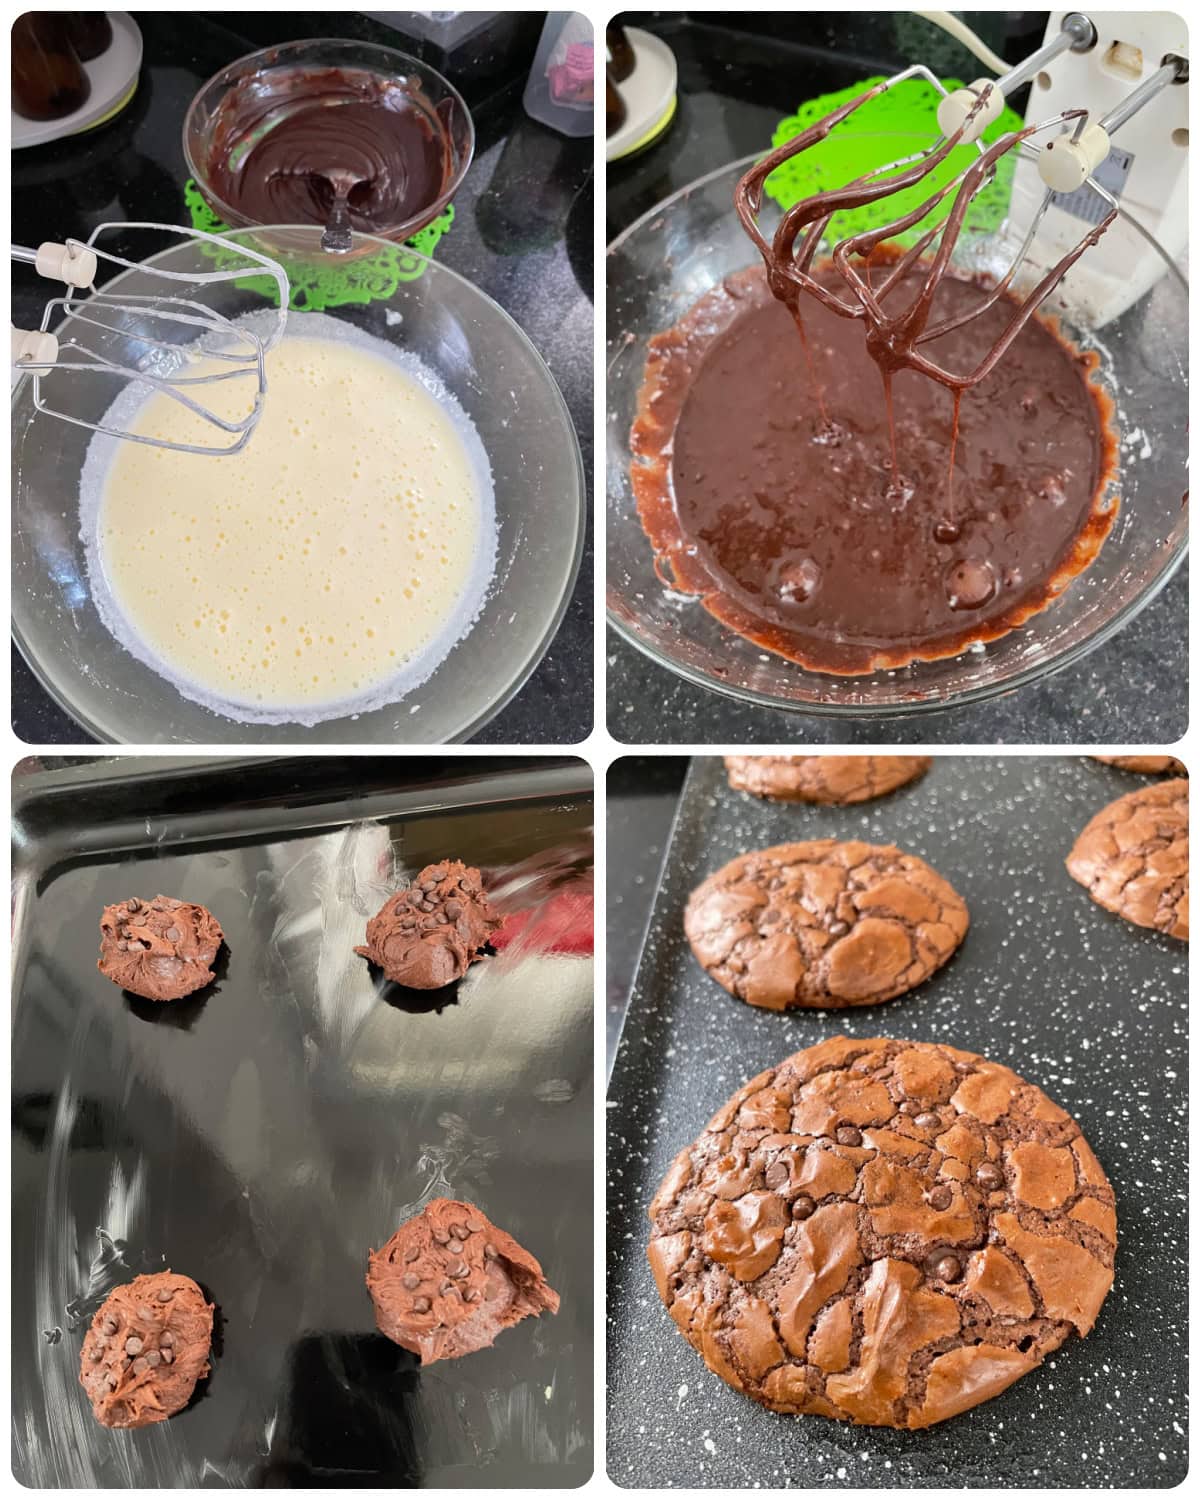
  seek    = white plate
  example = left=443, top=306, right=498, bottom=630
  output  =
left=12, top=13, right=142, bottom=150
left=606, top=28, right=677, bottom=163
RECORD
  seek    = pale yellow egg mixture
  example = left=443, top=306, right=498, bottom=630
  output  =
left=93, top=327, right=491, bottom=717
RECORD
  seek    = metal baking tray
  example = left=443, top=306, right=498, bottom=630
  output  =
left=606, top=755, right=1186, bottom=1487
left=12, top=755, right=593, bottom=1488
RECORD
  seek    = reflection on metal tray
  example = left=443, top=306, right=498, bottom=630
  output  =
left=12, top=756, right=594, bottom=1488
left=606, top=755, right=1186, bottom=1487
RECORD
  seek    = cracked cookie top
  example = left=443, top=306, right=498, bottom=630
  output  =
left=724, top=756, right=931, bottom=805
left=1091, top=755, right=1185, bottom=776
left=646, top=1036, right=1116, bottom=1430
left=1067, top=779, right=1188, bottom=941
left=685, top=840, right=968, bottom=1010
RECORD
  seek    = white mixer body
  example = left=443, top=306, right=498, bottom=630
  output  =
left=1012, top=8, right=1188, bottom=325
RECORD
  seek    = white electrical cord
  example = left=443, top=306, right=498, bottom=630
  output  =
left=914, top=10, right=1007, bottom=75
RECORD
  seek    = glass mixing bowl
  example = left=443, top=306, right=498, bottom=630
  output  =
left=11, top=227, right=584, bottom=744
left=183, top=37, right=473, bottom=245
left=607, top=147, right=1188, bottom=715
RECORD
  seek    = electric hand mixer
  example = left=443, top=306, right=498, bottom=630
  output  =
left=735, top=11, right=1188, bottom=389
left=10, top=223, right=290, bottom=455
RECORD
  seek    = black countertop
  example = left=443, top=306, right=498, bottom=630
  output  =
left=605, top=12, right=1187, bottom=746
left=606, top=755, right=688, bottom=1075
left=12, top=10, right=593, bottom=746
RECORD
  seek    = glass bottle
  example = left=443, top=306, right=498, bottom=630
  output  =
left=64, top=12, right=114, bottom=63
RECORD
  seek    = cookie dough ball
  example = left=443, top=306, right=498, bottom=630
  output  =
left=1067, top=779, right=1188, bottom=940
left=725, top=755, right=931, bottom=805
left=366, top=1197, right=559, bottom=1363
left=685, top=839, right=968, bottom=1010
left=1092, top=755, right=1186, bottom=776
left=356, top=860, right=502, bottom=989
left=648, top=1036, right=1116, bottom=1429
left=79, top=1271, right=213, bottom=1429
left=98, top=896, right=223, bottom=1001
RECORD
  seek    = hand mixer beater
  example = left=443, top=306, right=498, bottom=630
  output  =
left=735, top=11, right=1188, bottom=394
left=10, top=222, right=290, bottom=456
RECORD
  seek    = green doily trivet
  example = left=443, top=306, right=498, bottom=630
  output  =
left=764, top=77, right=1024, bottom=248
left=182, top=178, right=455, bottom=310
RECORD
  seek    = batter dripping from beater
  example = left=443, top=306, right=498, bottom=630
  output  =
left=631, top=87, right=1120, bottom=674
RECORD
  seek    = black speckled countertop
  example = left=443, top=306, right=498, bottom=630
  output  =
left=12, top=10, right=593, bottom=746
left=605, top=12, right=1187, bottom=746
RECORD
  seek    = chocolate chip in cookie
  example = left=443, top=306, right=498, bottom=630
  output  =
left=724, top=755, right=931, bottom=805
left=685, top=840, right=967, bottom=1010
left=1067, top=779, right=1188, bottom=940
left=647, top=1036, right=1116, bottom=1429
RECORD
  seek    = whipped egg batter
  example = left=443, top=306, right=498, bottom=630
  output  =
left=81, top=315, right=495, bottom=724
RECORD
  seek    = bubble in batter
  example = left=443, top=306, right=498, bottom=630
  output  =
left=80, top=315, right=495, bottom=725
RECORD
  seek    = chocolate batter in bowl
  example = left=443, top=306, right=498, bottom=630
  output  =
left=184, top=39, right=472, bottom=247
left=607, top=149, right=1188, bottom=714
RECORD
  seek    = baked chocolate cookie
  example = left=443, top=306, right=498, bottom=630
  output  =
left=356, top=860, right=502, bottom=989
left=79, top=1272, right=213, bottom=1429
left=685, top=840, right=967, bottom=1010
left=1092, top=755, right=1186, bottom=776
left=725, top=756, right=931, bottom=805
left=1067, top=779, right=1188, bottom=940
left=647, top=1036, right=1116, bottom=1430
left=366, top=1197, right=559, bottom=1363
left=97, top=896, right=223, bottom=1002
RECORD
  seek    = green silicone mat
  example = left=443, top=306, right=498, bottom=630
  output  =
left=183, top=178, right=455, bottom=310
left=764, top=76, right=1024, bottom=247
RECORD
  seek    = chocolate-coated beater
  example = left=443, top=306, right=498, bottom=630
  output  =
left=735, top=32, right=1184, bottom=393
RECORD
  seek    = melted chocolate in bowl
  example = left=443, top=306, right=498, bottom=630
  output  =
left=631, top=262, right=1118, bottom=674
left=204, top=66, right=454, bottom=235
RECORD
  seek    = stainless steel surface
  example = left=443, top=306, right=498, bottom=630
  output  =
left=12, top=755, right=594, bottom=1487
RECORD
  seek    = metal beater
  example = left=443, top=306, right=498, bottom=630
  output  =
left=10, top=222, right=290, bottom=455
left=735, top=12, right=1187, bottom=390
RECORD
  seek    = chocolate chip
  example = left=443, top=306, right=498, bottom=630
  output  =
left=432, top=1229, right=450, bottom=1245
left=450, top=1220, right=469, bottom=1239
left=764, top=1160, right=789, bottom=1190
left=835, top=1125, right=862, bottom=1147
left=791, top=1193, right=815, bottom=1221
left=828, top=920, right=850, bottom=938
left=160, top=1332, right=174, bottom=1347
left=976, top=1162, right=1004, bottom=1190
left=926, top=1185, right=953, bottom=1211
left=107, top=1373, right=119, bottom=1389
left=403, top=1245, right=420, bottom=1263
left=464, top=1288, right=482, bottom=1303
left=124, top=1337, right=143, bottom=1355
left=157, top=1289, right=173, bottom=1302
left=448, top=1239, right=465, bottom=1256
left=402, top=1273, right=420, bottom=1290
left=439, top=1280, right=454, bottom=1295
left=413, top=1296, right=431, bottom=1313
left=898, top=1100, right=919, bottom=1116
left=484, top=1243, right=499, bottom=1259
left=445, top=900, right=463, bottom=920
left=161, top=1348, right=173, bottom=1364
left=913, top=1112, right=941, bottom=1131
left=931, top=1254, right=961, bottom=1282
left=131, top=1357, right=148, bottom=1374
left=103, top=1318, right=118, bottom=1335
left=166, top=928, right=180, bottom=942
left=450, top=1261, right=469, bottom=1279
left=89, top=1347, right=103, bottom=1361
left=466, top=1216, right=484, bottom=1233
left=145, top=1350, right=161, bottom=1367
left=127, top=899, right=141, bottom=912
